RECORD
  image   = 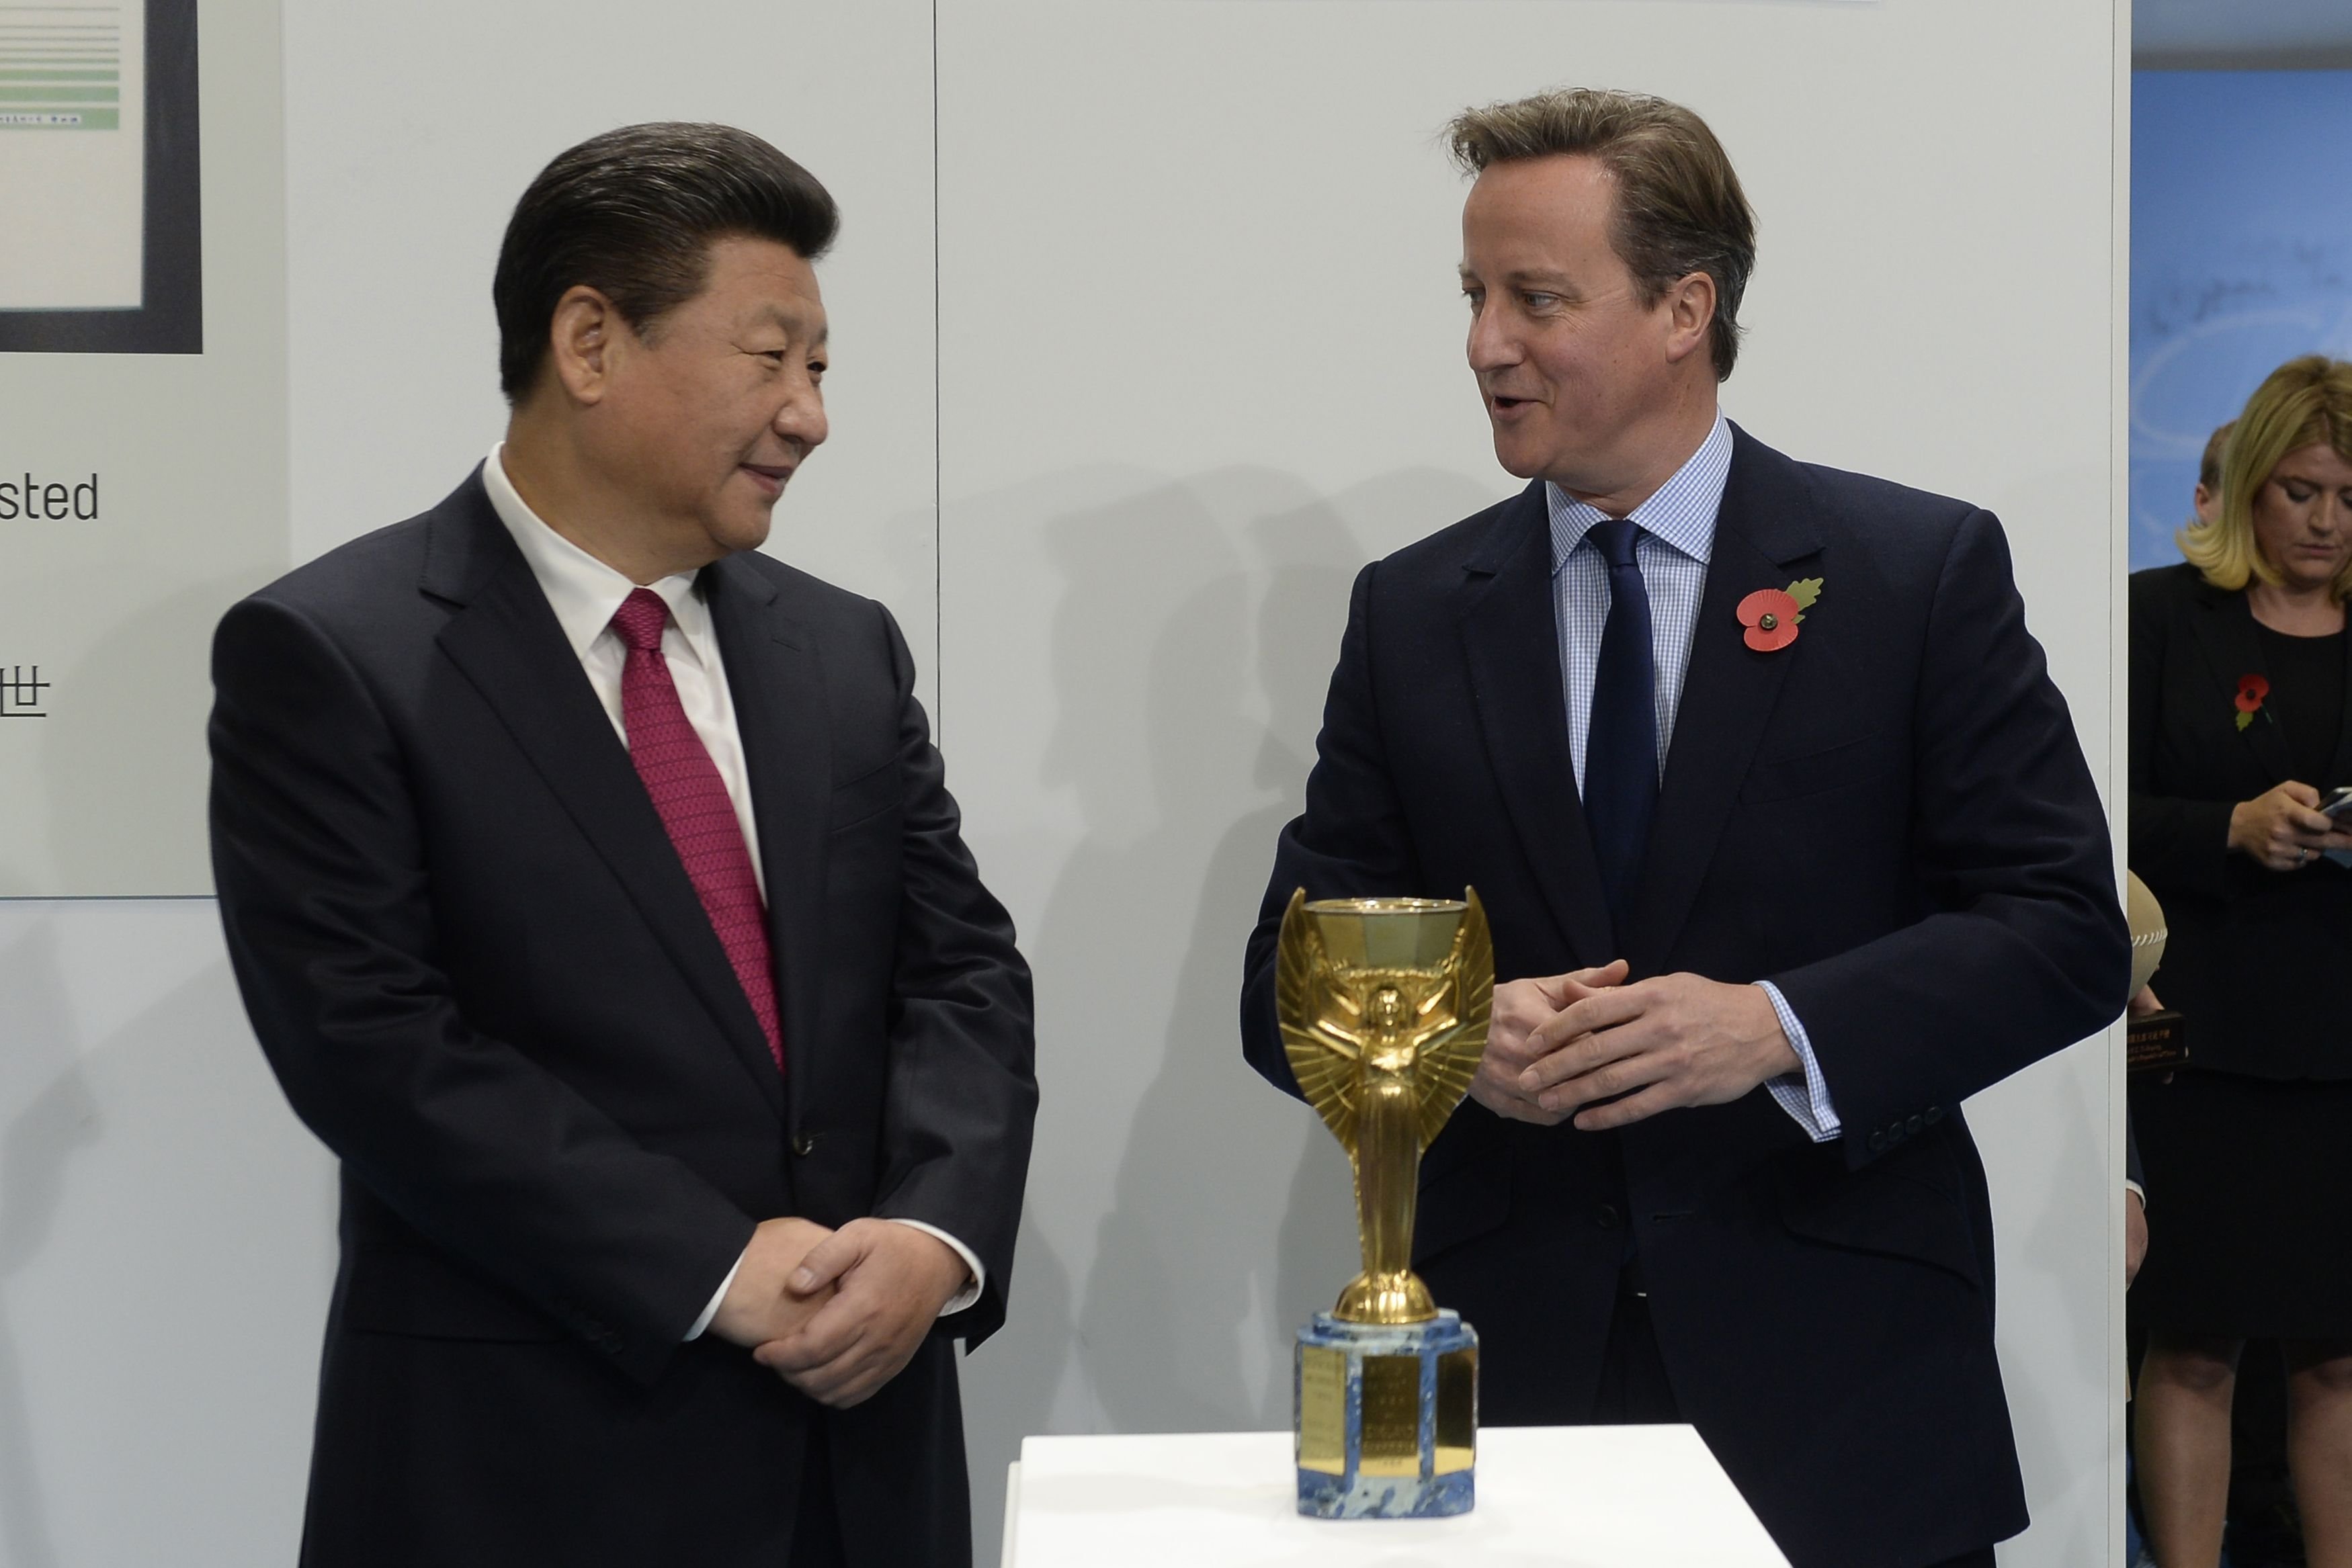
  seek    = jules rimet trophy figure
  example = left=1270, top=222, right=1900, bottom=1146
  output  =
left=1277, top=888, right=1491, bottom=1518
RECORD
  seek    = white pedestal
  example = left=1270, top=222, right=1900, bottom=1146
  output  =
left=1001, top=1426, right=1790, bottom=1566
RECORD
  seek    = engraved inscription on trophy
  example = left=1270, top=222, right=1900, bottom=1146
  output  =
left=2126, top=1010, right=2189, bottom=1072
left=1296, top=1346, right=1347, bottom=1475
left=1357, top=1357, right=1421, bottom=1477
left=1278, top=888, right=1490, bottom=1520
left=1434, top=1348, right=1476, bottom=1474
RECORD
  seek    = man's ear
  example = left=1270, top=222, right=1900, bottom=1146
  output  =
left=1661, top=271, right=1718, bottom=367
left=546, top=284, right=622, bottom=406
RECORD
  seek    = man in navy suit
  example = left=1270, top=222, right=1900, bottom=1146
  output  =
left=211, top=125, right=1034, bottom=1566
left=1241, top=89, right=2127, bottom=1568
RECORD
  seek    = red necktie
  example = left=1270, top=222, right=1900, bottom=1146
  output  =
left=610, top=589, right=782, bottom=1069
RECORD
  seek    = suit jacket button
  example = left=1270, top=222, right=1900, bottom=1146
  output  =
left=1923, top=1105, right=1944, bottom=1125
left=1906, top=1114, right=1925, bottom=1136
left=1867, top=1130, right=1888, bottom=1152
left=1593, top=1203, right=1620, bottom=1230
left=792, top=1133, right=818, bottom=1158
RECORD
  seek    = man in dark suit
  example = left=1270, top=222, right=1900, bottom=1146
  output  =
left=210, top=124, right=1035, bottom=1567
left=1240, top=89, right=2127, bottom=1568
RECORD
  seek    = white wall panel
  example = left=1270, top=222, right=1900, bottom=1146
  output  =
left=282, top=0, right=941, bottom=689
left=937, top=5, right=2126, bottom=1563
left=0, top=0, right=285, bottom=896
left=0, top=902, right=331, bottom=1568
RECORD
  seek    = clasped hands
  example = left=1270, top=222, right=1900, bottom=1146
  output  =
left=1470, top=959, right=1802, bottom=1129
left=708, top=1216, right=970, bottom=1408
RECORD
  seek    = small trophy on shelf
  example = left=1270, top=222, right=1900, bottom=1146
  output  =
left=1275, top=888, right=1491, bottom=1519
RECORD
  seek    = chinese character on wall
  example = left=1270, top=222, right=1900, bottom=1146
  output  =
left=0, top=665, right=50, bottom=718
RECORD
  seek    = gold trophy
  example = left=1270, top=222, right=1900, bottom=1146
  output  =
left=1277, top=888, right=1490, bottom=1518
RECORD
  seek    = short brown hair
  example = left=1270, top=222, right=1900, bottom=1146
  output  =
left=1447, top=88, right=1755, bottom=380
left=2179, top=356, right=2352, bottom=600
left=493, top=123, right=839, bottom=402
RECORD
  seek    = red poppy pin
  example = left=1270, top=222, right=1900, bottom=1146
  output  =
left=2235, top=673, right=2269, bottom=732
left=1737, top=578, right=1823, bottom=653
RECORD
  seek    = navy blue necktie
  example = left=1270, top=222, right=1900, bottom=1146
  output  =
left=1585, top=519, right=1657, bottom=936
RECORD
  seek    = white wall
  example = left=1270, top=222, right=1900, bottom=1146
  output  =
left=0, top=0, right=286, bottom=895
left=0, top=3, right=2127, bottom=1564
left=0, top=5, right=323, bottom=1563
left=0, top=900, right=331, bottom=1567
left=280, top=0, right=941, bottom=675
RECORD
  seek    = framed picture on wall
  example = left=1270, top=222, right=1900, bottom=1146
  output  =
left=0, top=0, right=200, bottom=354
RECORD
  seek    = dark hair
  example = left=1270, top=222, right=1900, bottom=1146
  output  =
left=2197, top=420, right=2234, bottom=493
left=1447, top=89, right=1756, bottom=381
left=493, top=122, right=839, bottom=402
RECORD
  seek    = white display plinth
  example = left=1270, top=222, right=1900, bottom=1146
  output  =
left=1001, top=1426, right=1790, bottom=1566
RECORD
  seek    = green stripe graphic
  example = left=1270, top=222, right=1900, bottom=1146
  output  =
left=0, top=107, right=116, bottom=127
left=0, top=2, right=116, bottom=124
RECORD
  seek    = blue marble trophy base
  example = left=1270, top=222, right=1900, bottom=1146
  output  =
left=1294, top=1309, right=1477, bottom=1518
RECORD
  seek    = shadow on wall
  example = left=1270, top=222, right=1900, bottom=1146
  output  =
left=0, top=924, right=98, bottom=1568
left=956, top=463, right=1497, bottom=1549
left=1053, top=474, right=1361, bottom=1435
left=0, top=906, right=331, bottom=1566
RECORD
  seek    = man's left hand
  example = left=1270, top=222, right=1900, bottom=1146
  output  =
left=1516, top=973, right=1802, bottom=1131
left=751, top=1219, right=971, bottom=1408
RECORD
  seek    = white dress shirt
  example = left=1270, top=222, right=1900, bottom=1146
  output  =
left=482, top=445, right=984, bottom=1333
left=1544, top=414, right=1841, bottom=1142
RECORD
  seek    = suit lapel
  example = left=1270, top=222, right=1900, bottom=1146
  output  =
left=1456, top=482, right=1616, bottom=967
left=1622, top=433, right=1820, bottom=976
left=425, top=477, right=788, bottom=1119
left=704, top=557, right=832, bottom=1127
left=2184, top=582, right=2294, bottom=785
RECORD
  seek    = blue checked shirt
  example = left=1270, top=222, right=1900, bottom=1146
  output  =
left=1548, top=413, right=1841, bottom=1142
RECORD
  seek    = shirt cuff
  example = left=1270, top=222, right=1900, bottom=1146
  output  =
left=886, top=1220, right=985, bottom=1316
left=683, top=1221, right=985, bottom=1344
left=2125, top=1179, right=2146, bottom=1209
left=1757, top=981, right=1841, bottom=1143
left=685, top=1251, right=746, bottom=1342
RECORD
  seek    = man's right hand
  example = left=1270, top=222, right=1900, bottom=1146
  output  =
left=708, top=1217, right=837, bottom=1348
left=1470, top=960, right=1628, bottom=1124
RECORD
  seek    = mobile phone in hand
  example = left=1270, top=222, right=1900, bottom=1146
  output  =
left=2320, top=787, right=2352, bottom=866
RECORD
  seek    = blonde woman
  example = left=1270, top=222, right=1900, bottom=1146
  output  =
left=2130, top=354, right=2352, bottom=1568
